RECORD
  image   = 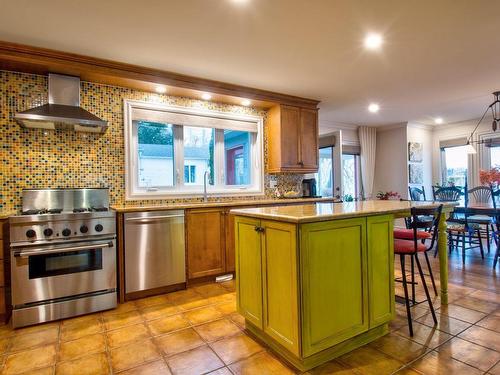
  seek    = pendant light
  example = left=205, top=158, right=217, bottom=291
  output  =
left=465, top=91, right=500, bottom=154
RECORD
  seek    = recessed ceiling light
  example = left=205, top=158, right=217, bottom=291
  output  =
left=434, top=117, right=444, bottom=124
left=201, top=93, right=212, bottom=100
left=241, top=99, right=251, bottom=106
left=155, top=85, right=167, bottom=94
left=364, top=33, right=383, bottom=50
left=368, top=103, right=380, bottom=113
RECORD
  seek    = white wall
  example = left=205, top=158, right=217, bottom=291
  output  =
left=407, top=123, right=433, bottom=198
left=373, top=124, right=409, bottom=199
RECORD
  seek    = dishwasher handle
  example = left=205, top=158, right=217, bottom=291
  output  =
left=125, top=214, right=184, bottom=223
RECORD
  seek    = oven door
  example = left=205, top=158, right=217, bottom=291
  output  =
left=11, top=239, right=116, bottom=306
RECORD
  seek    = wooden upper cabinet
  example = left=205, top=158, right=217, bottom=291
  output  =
left=267, top=105, right=319, bottom=173
left=186, top=208, right=226, bottom=279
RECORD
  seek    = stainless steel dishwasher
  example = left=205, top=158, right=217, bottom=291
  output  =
left=124, top=210, right=186, bottom=293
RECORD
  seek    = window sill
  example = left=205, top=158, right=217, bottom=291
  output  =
left=125, top=189, right=265, bottom=201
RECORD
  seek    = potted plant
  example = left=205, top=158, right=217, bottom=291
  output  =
left=479, top=167, right=500, bottom=188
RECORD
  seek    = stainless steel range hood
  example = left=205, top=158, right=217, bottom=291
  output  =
left=15, top=74, right=107, bottom=133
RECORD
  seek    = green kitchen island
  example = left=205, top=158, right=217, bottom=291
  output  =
left=231, top=200, right=455, bottom=371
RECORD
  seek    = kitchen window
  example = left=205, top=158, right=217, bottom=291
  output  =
left=342, top=153, right=361, bottom=201
left=124, top=100, right=264, bottom=199
left=315, top=146, right=334, bottom=197
left=440, top=145, right=468, bottom=187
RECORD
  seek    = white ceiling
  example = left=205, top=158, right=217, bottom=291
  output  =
left=1, top=0, right=500, bottom=129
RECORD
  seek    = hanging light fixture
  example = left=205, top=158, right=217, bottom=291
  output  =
left=465, top=91, right=500, bottom=154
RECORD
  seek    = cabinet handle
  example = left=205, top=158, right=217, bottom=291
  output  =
left=254, top=226, right=265, bottom=233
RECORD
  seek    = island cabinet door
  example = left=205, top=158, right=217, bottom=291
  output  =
left=300, top=218, right=369, bottom=357
left=367, top=215, right=395, bottom=327
left=261, top=220, right=300, bottom=356
left=235, top=216, right=264, bottom=329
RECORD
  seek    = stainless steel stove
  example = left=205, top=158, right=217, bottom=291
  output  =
left=9, top=188, right=117, bottom=328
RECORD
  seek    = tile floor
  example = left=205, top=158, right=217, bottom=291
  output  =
left=0, top=247, right=498, bottom=374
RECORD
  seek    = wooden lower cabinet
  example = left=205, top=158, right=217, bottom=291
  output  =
left=235, top=215, right=395, bottom=370
left=186, top=208, right=226, bottom=279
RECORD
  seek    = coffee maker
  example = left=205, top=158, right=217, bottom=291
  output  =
left=302, top=178, right=319, bottom=198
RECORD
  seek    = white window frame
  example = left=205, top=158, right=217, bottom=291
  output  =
left=124, top=99, right=264, bottom=200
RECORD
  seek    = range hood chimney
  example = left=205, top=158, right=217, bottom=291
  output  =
left=15, top=74, right=107, bottom=133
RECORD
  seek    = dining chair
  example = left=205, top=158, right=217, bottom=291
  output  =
left=409, top=186, right=426, bottom=201
left=447, top=207, right=485, bottom=263
left=432, top=185, right=463, bottom=202
left=394, top=205, right=441, bottom=336
left=467, top=186, right=494, bottom=253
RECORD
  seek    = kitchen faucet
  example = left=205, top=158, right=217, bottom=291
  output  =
left=203, top=170, right=209, bottom=202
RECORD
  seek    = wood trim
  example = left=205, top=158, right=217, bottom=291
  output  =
left=116, top=213, right=125, bottom=303
left=125, top=283, right=186, bottom=302
left=0, top=41, right=320, bottom=109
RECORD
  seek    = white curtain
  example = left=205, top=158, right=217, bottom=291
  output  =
left=358, top=126, right=377, bottom=199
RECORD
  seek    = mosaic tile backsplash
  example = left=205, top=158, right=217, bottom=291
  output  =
left=0, top=70, right=305, bottom=212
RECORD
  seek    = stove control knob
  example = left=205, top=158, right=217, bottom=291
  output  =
left=80, top=225, right=89, bottom=233
left=26, top=229, right=36, bottom=239
left=43, top=228, right=53, bottom=237
left=62, top=228, right=71, bottom=237
left=95, top=224, right=104, bottom=232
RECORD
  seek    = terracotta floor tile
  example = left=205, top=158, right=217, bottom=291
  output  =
left=58, top=333, right=106, bottom=362
left=458, top=325, right=500, bottom=352
left=451, top=295, right=499, bottom=314
left=229, top=312, right=246, bottom=329
left=102, top=301, right=137, bottom=316
left=13, top=322, right=59, bottom=336
left=368, top=333, right=428, bottom=363
left=110, top=338, right=160, bottom=372
left=3, top=344, right=56, bottom=375
left=306, top=359, right=357, bottom=374
left=220, top=280, right=235, bottom=292
left=117, top=359, right=172, bottom=375
left=103, top=310, right=143, bottom=331
left=146, top=314, right=191, bottom=336
left=183, top=305, right=223, bottom=325
left=0, top=337, right=10, bottom=355
left=488, top=361, right=500, bottom=375
left=412, top=350, right=482, bottom=375
left=230, top=351, right=295, bottom=374
left=60, top=319, right=103, bottom=342
left=392, top=367, right=424, bottom=374
left=175, top=294, right=213, bottom=311
left=106, top=323, right=150, bottom=349
left=194, top=283, right=228, bottom=298
left=60, top=313, right=101, bottom=327
left=166, top=345, right=224, bottom=375
left=211, top=333, right=264, bottom=365
left=134, top=294, right=171, bottom=309
left=9, top=326, right=59, bottom=352
left=208, top=292, right=235, bottom=305
left=206, top=368, right=233, bottom=375
left=416, top=312, right=472, bottom=335
left=215, top=300, right=237, bottom=316
left=19, top=366, right=55, bottom=375
left=476, top=314, right=500, bottom=333
left=393, top=321, right=452, bottom=349
left=436, top=337, right=500, bottom=371
left=336, top=345, right=404, bottom=374
left=140, top=303, right=180, bottom=321
left=469, top=290, right=500, bottom=304
left=437, top=303, right=487, bottom=324
left=194, top=319, right=241, bottom=342
left=55, top=352, right=110, bottom=375
left=155, top=327, right=205, bottom=357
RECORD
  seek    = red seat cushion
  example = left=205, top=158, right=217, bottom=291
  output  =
left=393, top=228, right=432, bottom=240
left=394, top=239, right=427, bottom=254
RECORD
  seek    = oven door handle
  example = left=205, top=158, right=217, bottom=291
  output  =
left=14, top=241, right=114, bottom=258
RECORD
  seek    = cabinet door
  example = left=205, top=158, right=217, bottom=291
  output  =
left=186, top=209, right=226, bottom=279
left=367, top=215, right=395, bottom=327
left=225, top=210, right=235, bottom=273
left=235, top=217, right=263, bottom=328
left=300, top=108, right=319, bottom=170
left=280, top=105, right=301, bottom=169
left=262, top=220, right=299, bottom=355
left=300, top=218, right=368, bottom=357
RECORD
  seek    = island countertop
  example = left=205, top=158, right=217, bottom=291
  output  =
left=230, top=200, right=458, bottom=223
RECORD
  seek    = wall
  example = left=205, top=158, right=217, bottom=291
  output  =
left=373, top=124, right=408, bottom=199
left=407, top=123, right=433, bottom=198
left=0, top=70, right=304, bottom=211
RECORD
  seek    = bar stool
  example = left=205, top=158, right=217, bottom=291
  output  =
left=394, top=205, right=442, bottom=336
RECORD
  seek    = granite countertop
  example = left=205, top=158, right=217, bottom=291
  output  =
left=230, top=200, right=459, bottom=223
left=111, top=197, right=338, bottom=213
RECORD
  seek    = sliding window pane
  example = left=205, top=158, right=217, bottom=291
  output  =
left=491, top=147, right=500, bottom=168
left=137, top=121, right=174, bottom=188
left=224, top=130, right=251, bottom=185
left=317, top=147, right=333, bottom=197
left=442, top=146, right=468, bottom=186
left=342, top=154, right=356, bottom=200
left=184, top=126, right=214, bottom=185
